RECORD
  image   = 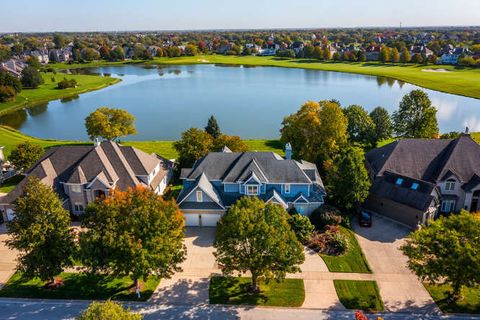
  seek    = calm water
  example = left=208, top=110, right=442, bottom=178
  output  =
left=1, top=64, right=479, bottom=140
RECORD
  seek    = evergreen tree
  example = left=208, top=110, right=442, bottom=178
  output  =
left=205, top=115, right=221, bottom=139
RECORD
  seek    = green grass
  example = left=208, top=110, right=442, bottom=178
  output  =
left=424, top=283, right=480, bottom=314
left=0, top=272, right=159, bottom=301
left=0, top=72, right=120, bottom=115
left=320, top=226, right=371, bottom=273
left=0, top=175, right=24, bottom=193
left=334, top=280, right=384, bottom=312
left=209, top=276, right=305, bottom=307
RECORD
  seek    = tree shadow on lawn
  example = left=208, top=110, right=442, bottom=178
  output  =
left=210, top=277, right=268, bottom=306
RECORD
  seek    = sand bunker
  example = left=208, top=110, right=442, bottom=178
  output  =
left=421, top=68, right=450, bottom=73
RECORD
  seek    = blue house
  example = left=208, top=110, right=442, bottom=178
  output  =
left=177, top=144, right=326, bottom=227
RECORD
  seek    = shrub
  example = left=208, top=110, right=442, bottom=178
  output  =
left=309, top=205, right=343, bottom=230
left=288, top=214, right=314, bottom=243
left=0, top=85, right=16, bottom=102
left=57, top=78, right=77, bottom=89
left=307, top=226, right=349, bottom=256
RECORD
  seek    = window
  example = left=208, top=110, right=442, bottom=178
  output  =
left=441, top=200, right=456, bottom=213
left=71, top=185, right=82, bottom=193
left=196, top=191, right=203, bottom=202
left=395, top=178, right=404, bottom=186
left=284, top=184, right=290, bottom=194
left=445, top=180, right=456, bottom=191
left=246, top=185, right=259, bottom=195
left=411, top=183, right=419, bottom=190
left=74, top=203, right=84, bottom=212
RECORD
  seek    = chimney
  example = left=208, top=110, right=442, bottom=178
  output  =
left=0, top=146, right=4, bottom=163
left=94, top=138, right=101, bottom=147
left=285, top=143, right=292, bottom=160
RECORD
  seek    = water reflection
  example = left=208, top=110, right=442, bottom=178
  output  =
left=60, top=95, right=80, bottom=103
left=0, top=109, right=27, bottom=129
left=27, top=103, right=48, bottom=116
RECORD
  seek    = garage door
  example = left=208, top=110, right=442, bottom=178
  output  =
left=184, top=213, right=221, bottom=227
left=185, top=214, right=200, bottom=227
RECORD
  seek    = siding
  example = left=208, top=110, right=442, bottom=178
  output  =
left=365, top=194, right=423, bottom=229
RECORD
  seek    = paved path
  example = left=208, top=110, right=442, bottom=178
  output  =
left=0, top=298, right=477, bottom=320
left=353, top=214, right=439, bottom=313
left=0, top=224, right=17, bottom=289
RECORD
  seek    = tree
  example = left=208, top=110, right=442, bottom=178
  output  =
left=401, top=211, right=480, bottom=300
left=400, top=47, right=411, bottom=63
left=288, top=214, right=314, bottom=243
left=323, top=47, right=331, bottom=60
left=6, top=176, right=75, bottom=282
left=53, top=33, right=66, bottom=49
left=9, top=141, right=44, bottom=172
left=313, top=46, right=323, bottom=60
left=21, top=66, right=44, bottom=88
left=303, top=45, right=315, bottom=58
left=214, top=197, right=305, bottom=292
left=390, top=47, right=400, bottom=63
left=77, top=301, right=141, bottom=320
left=393, top=90, right=439, bottom=138
left=205, top=115, right=221, bottom=139
left=317, top=100, right=348, bottom=163
left=369, top=107, right=393, bottom=144
left=99, top=46, right=111, bottom=60
left=80, top=187, right=186, bottom=290
left=343, top=105, right=375, bottom=145
left=358, top=51, right=367, bottom=62
left=0, top=69, right=22, bottom=93
left=326, top=146, right=371, bottom=212
left=110, top=47, right=125, bottom=61
left=0, top=85, right=16, bottom=102
left=184, top=44, right=198, bottom=56
left=0, top=44, right=12, bottom=61
left=173, top=128, right=213, bottom=168
left=81, top=48, right=100, bottom=62
left=212, top=134, right=248, bottom=152
left=85, top=107, right=137, bottom=141
left=26, top=56, right=41, bottom=69
left=411, top=53, right=423, bottom=64
left=379, top=46, right=390, bottom=63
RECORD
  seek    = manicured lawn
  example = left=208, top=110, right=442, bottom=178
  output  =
left=334, top=280, right=384, bottom=312
left=209, top=276, right=305, bottom=307
left=0, top=72, right=120, bottom=115
left=0, top=272, right=159, bottom=301
left=424, top=283, right=480, bottom=314
left=0, top=175, right=24, bottom=193
left=0, top=126, right=283, bottom=161
left=320, top=226, right=371, bottom=273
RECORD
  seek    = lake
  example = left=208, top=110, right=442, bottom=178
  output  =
left=1, top=64, right=479, bottom=141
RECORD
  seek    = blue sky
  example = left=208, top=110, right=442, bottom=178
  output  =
left=1, top=0, right=479, bottom=32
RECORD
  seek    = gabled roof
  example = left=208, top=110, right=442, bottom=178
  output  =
left=177, top=173, right=224, bottom=209
left=366, top=135, right=480, bottom=184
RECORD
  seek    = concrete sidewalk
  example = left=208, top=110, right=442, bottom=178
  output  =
left=0, top=224, right=17, bottom=289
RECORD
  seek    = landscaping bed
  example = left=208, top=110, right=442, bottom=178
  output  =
left=334, top=280, right=384, bottom=312
left=424, top=283, right=480, bottom=314
left=320, top=226, right=371, bottom=273
left=209, top=276, right=305, bottom=307
left=0, top=272, right=159, bottom=301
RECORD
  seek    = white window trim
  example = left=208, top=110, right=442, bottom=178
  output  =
left=71, top=185, right=82, bottom=193
left=445, top=181, right=456, bottom=191
left=246, top=185, right=259, bottom=196
left=441, top=200, right=455, bottom=212
left=74, top=203, right=84, bottom=212
left=196, top=191, right=203, bottom=202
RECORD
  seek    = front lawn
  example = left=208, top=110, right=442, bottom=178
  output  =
left=209, top=276, right=304, bottom=307
left=424, top=283, right=480, bottom=314
left=320, top=226, right=371, bottom=273
left=0, top=175, right=24, bottom=193
left=334, top=280, right=384, bottom=312
left=0, top=272, right=159, bottom=301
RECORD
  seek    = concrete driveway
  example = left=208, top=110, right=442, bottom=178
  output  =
left=0, top=224, right=17, bottom=289
left=151, top=227, right=220, bottom=304
left=353, top=214, right=438, bottom=313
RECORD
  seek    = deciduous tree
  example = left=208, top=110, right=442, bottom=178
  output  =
left=173, top=128, right=213, bottom=168
left=77, top=301, right=141, bottom=320
left=369, top=107, right=393, bottom=144
left=79, top=187, right=186, bottom=290
left=9, top=141, right=44, bottom=172
left=214, top=197, right=305, bottom=292
left=343, top=105, right=375, bottom=145
left=401, top=211, right=480, bottom=300
left=6, top=176, right=75, bottom=282
left=21, top=66, right=44, bottom=88
left=212, top=134, right=248, bottom=152
left=85, top=107, right=137, bottom=141
left=393, top=90, right=439, bottom=138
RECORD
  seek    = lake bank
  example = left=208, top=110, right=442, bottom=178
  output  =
left=49, top=55, right=480, bottom=100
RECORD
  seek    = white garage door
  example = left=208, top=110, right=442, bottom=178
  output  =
left=184, top=213, right=221, bottom=227
left=185, top=214, right=200, bottom=227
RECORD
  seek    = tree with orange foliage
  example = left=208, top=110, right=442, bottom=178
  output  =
left=79, top=186, right=186, bottom=291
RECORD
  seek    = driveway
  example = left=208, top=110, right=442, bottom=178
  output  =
left=0, top=224, right=17, bottom=289
left=353, top=214, right=439, bottom=313
left=150, top=227, right=220, bottom=305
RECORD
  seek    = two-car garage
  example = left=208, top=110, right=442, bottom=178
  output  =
left=184, top=213, right=222, bottom=227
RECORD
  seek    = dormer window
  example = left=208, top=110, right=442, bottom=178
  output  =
left=284, top=184, right=290, bottom=194
left=71, top=185, right=82, bottom=193
left=246, top=185, right=259, bottom=195
left=196, top=191, right=203, bottom=202
left=411, top=183, right=419, bottom=190
left=395, top=178, right=403, bottom=186
left=445, top=180, right=456, bottom=191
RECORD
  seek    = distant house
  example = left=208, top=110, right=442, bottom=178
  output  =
left=49, top=48, right=71, bottom=63
left=147, top=45, right=161, bottom=57
left=364, top=134, right=480, bottom=228
left=177, top=145, right=326, bottom=227
left=30, top=49, right=50, bottom=64
left=409, top=45, right=433, bottom=57
left=0, top=141, right=174, bottom=222
left=365, top=46, right=380, bottom=61
left=440, top=47, right=471, bottom=65
left=0, top=59, right=27, bottom=77
left=217, top=43, right=234, bottom=54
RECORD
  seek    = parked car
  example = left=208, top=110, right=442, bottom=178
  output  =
left=358, top=210, right=372, bottom=227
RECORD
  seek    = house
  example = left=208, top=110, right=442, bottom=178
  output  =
left=176, top=144, right=326, bottom=227
left=30, top=49, right=50, bottom=64
left=440, top=47, right=471, bottom=65
left=365, top=46, right=380, bottom=61
left=49, top=48, right=71, bottom=63
left=0, top=59, right=27, bottom=77
left=364, top=133, right=480, bottom=228
left=0, top=141, right=174, bottom=222
left=409, top=45, right=433, bottom=57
